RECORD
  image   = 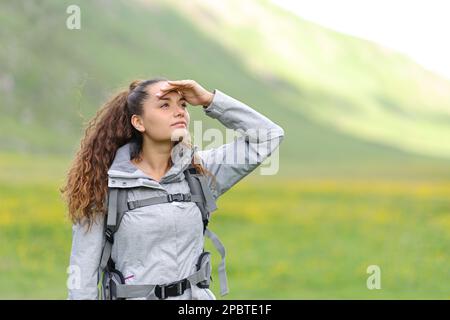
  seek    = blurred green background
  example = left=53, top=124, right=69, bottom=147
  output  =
left=0, top=0, right=449, bottom=299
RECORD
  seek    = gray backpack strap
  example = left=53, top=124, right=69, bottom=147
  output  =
left=184, top=167, right=217, bottom=214
left=112, top=282, right=157, bottom=299
left=197, top=175, right=218, bottom=213
left=205, top=228, right=229, bottom=296
left=184, top=165, right=228, bottom=296
left=128, top=193, right=203, bottom=210
left=184, top=167, right=218, bottom=230
left=184, top=168, right=208, bottom=228
left=99, top=188, right=128, bottom=271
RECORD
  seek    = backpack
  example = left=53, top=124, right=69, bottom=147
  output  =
left=98, top=164, right=229, bottom=300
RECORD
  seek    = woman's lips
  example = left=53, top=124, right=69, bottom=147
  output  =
left=171, top=123, right=187, bottom=128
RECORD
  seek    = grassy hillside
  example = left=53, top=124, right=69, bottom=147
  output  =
left=170, top=0, right=450, bottom=159
left=0, top=0, right=449, bottom=180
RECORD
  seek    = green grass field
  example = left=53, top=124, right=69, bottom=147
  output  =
left=1, top=155, right=449, bottom=299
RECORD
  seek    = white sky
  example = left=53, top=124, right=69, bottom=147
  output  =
left=271, top=0, right=450, bottom=80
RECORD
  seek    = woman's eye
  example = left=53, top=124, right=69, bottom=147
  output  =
left=160, top=103, right=187, bottom=109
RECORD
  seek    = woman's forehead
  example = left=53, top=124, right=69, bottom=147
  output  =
left=150, top=81, right=169, bottom=92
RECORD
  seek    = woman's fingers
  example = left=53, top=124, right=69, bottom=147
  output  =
left=159, top=83, right=184, bottom=92
left=156, top=83, right=184, bottom=97
left=168, top=80, right=193, bottom=86
left=156, top=80, right=195, bottom=97
left=156, top=89, right=181, bottom=98
left=161, top=80, right=194, bottom=90
left=160, top=82, right=175, bottom=90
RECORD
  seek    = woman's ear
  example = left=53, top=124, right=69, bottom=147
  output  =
left=131, top=114, right=145, bottom=133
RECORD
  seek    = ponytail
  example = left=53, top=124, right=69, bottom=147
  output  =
left=60, top=85, right=134, bottom=230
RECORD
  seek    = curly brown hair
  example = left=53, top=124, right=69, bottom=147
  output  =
left=60, top=77, right=216, bottom=231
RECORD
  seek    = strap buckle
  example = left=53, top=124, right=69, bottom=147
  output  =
left=166, top=280, right=184, bottom=295
left=167, top=193, right=189, bottom=203
left=105, top=228, right=114, bottom=243
left=156, top=279, right=184, bottom=299
left=127, top=201, right=136, bottom=210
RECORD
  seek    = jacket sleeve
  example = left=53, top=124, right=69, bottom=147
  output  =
left=67, top=214, right=105, bottom=300
left=197, top=89, right=285, bottom=200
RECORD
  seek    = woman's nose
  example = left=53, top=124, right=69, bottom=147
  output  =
left=175, top=104, right=186, bottom=116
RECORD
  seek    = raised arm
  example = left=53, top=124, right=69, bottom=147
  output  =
left=156, top=80, right=285, bottom=200
left=197, top=89, right=285, bottom=199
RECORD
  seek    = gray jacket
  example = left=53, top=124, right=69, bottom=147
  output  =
left=67, top=89, right=285, bottom=299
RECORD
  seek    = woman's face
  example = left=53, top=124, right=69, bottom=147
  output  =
left=131, top=81, right=190, bottom=143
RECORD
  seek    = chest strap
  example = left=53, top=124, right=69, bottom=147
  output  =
left=127, top=192, right=203, bottom=210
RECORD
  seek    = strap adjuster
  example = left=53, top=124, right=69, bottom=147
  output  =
left=159, top=285, right=166, bottom=299
left=127, top=201, right=136, bottom=210
left=105, top=229, right=114, bottom=243
left=167, top=193, right=190, bottom=203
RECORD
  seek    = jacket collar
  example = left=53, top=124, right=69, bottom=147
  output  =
left=107, top=140, right=198, bottom=186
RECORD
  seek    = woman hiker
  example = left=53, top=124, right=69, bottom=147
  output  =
left=61, top=78, right=285, bottom=300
